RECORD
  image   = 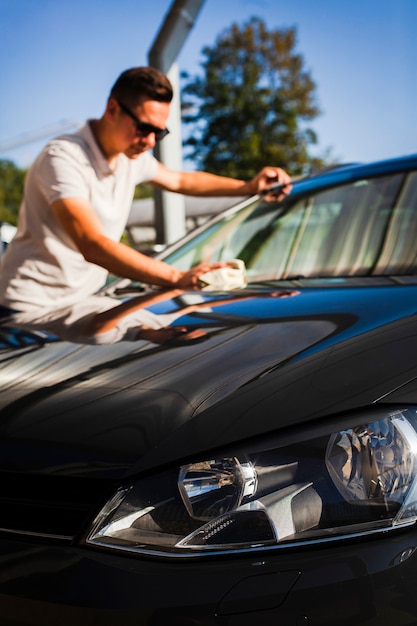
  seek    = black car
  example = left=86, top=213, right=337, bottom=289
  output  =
left=1, top=153, right=417, bottom=625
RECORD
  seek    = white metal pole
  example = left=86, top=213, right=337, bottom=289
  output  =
left=148, top=0, right=206, bottom=246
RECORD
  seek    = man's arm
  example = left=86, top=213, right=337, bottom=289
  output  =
left=151, top=162, right=292, bottom=197
left=51, top=197, right=223, bottom=289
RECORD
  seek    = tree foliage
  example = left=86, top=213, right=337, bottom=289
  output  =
left=0, top=159, right=26, bottom=225
left=181, top=17, right=326, bottom=178
left=133, top=182, right=154, bottom=200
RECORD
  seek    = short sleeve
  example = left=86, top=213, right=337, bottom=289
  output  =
left=36, top=139, right=92, bottom=205
left=131, top=151, right=159, bottom=185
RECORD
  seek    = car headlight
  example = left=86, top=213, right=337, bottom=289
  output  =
left=85, top=407, right=417, bottom=558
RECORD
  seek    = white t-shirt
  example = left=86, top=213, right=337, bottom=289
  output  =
left=0, top=122, right=158, bottom=311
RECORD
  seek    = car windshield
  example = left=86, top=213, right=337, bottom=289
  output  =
left=163, top=171, right=417, bottom=281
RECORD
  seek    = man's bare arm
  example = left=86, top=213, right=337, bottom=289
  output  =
left=151, top=162, right=292, bottom=197
left=51, top=198, right=223, bottom=289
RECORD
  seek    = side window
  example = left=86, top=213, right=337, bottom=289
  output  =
left=237, top=174, right=404, bottom=278
left=376, top=172, right=417, bottom=274
left=313, top=174, right=404, bottom=275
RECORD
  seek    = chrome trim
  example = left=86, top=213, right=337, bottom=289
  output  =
left=0, top=527, right=73, bottom=542
left=85, top=518, right=417, bottom=560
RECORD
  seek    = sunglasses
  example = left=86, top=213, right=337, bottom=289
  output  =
left=117, top=100, right=169, bottom=142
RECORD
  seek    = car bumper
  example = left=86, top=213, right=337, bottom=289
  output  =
left=1, top=528, right=417, bottom=625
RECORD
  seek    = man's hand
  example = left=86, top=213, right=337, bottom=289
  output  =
left=243, top=166, right=292, bottom=199
left=175, top=262, right=229, bottom=290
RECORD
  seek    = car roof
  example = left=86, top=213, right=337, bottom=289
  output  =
left=291, top=152, right=417, bottom=195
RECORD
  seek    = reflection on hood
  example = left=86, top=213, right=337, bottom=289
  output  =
left=0, top=288, right=300, bottom=346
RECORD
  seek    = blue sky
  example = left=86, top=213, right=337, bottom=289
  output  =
left=0, top=0, right=416, bottom=170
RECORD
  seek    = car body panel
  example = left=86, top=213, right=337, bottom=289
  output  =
left=1, top=283, right=417, bottom=479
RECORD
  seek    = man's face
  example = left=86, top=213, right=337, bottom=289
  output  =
left=116, top=98, right=170, bottom=159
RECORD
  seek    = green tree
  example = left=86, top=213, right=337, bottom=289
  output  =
left=181, top=17, right=327, bottom=178
left=0, top=159, right=26, bottom=225
left=133, top=182, right=154, bottom=200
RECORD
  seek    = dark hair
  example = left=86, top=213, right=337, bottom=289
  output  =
left=109, top=67, right=173, bottom=106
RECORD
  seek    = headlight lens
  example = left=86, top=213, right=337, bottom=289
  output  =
left=85, top=408, right=417, bottom=557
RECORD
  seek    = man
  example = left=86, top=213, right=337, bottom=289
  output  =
left=0, top=67, right=291, bottom=314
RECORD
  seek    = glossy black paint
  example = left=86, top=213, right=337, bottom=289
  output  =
left=1, top=153, right=417, bottom=624
left=1, top=282, right=416, bottom=477
left=0, top=520, right=416, bottom=625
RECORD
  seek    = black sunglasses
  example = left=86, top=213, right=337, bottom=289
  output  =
left=117, top=99, right=169, bottom=141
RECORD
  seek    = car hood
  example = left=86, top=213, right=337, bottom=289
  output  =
left=1, top=280, right=417, bottom=479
